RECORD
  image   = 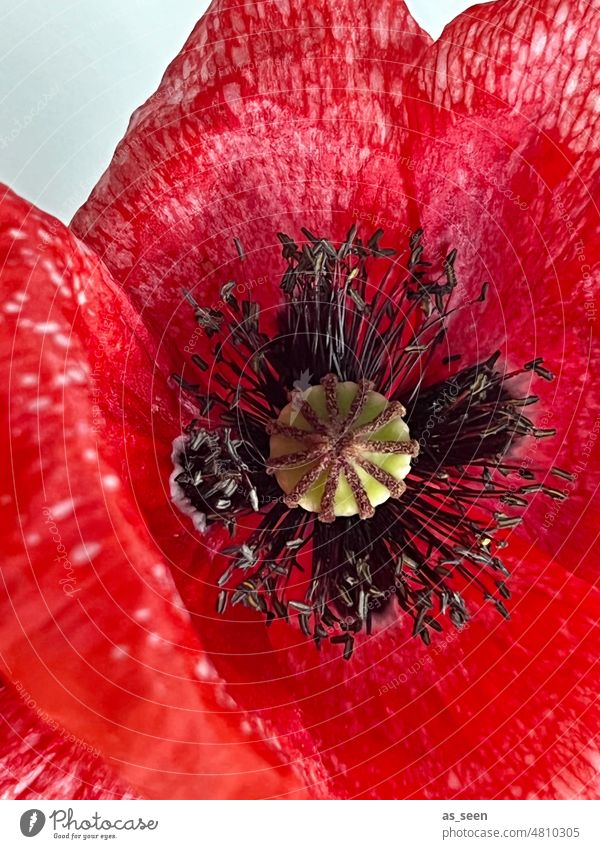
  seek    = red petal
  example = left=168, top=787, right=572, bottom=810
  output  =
left=0, top=186, right=304, bottom=799
left=0, top=681, right=136, bottom=799
left=400, top=0, right=600, bottom=578
left=192, top=535, right=600, bottom=799
left=72, top=0, right=431, bottom=356
left=71, top=0, right=600, bottom=799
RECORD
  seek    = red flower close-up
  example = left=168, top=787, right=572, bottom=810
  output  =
left=1, top=0, right=599, bottom=802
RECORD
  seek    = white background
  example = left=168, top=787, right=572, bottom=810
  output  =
left=0, top=0, right=491, bottom=222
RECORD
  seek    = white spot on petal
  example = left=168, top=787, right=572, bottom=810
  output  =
left=33, top=321, right=61, bottom=335
left=27, top=396, right=51, bottom=412
left=53, top=334, right=70, bottom=349
left=110, top=644, right=128, bottom=660
left=134, top=608, right=151, bottom=622
left=71, top=541, right=102, bottom=564
left=102, top=474, right=120, bottom=490
left=195, top=657, right=217, bottom=681
left=51, top=498, right=77, bottom=520
left=447, top=770, right=461, bottom=790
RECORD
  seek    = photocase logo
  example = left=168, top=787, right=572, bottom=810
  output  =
left=19, top=810, right=46, bottom=837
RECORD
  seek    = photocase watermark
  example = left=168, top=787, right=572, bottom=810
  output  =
left=483, top=171, right=529, bottom=210
left=378, top=621, right=471, bottom=694
left=352, top=207, right=413, bottom=238
left=18, top=807, right=158, bottom=838
left=200, top=51, right=279, bottom=85
left=416, top=379, right=461, bottom=453
left=183, top=274, right=270, bottom=354
left=541, top=413, right=600, bottom=531
left=42, top=507, right=80, bottom=598
left=0, top=85, right=59, bottom=149
left=555, top=193, right=596, bottom=323
left=350, top=206, right=459, bottom=273
left=51, top=808, right=158, bottom=836
left=90, top=303, right=118, bottom=433
left=318, top=583, right=400, bottom=638
left=13, top=681, right=100, bottom=760
left=573, top=235, right=596, bottom=323
left=20, top=809, right=46, bottom=837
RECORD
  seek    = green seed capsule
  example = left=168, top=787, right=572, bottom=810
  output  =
left=267, top=375, right=418, bottom=521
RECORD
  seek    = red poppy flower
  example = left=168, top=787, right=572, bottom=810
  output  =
left=2, top=0, right=599, bottom=800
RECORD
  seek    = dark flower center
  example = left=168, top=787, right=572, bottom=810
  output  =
left=170, top=228, right=570, bottom=659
